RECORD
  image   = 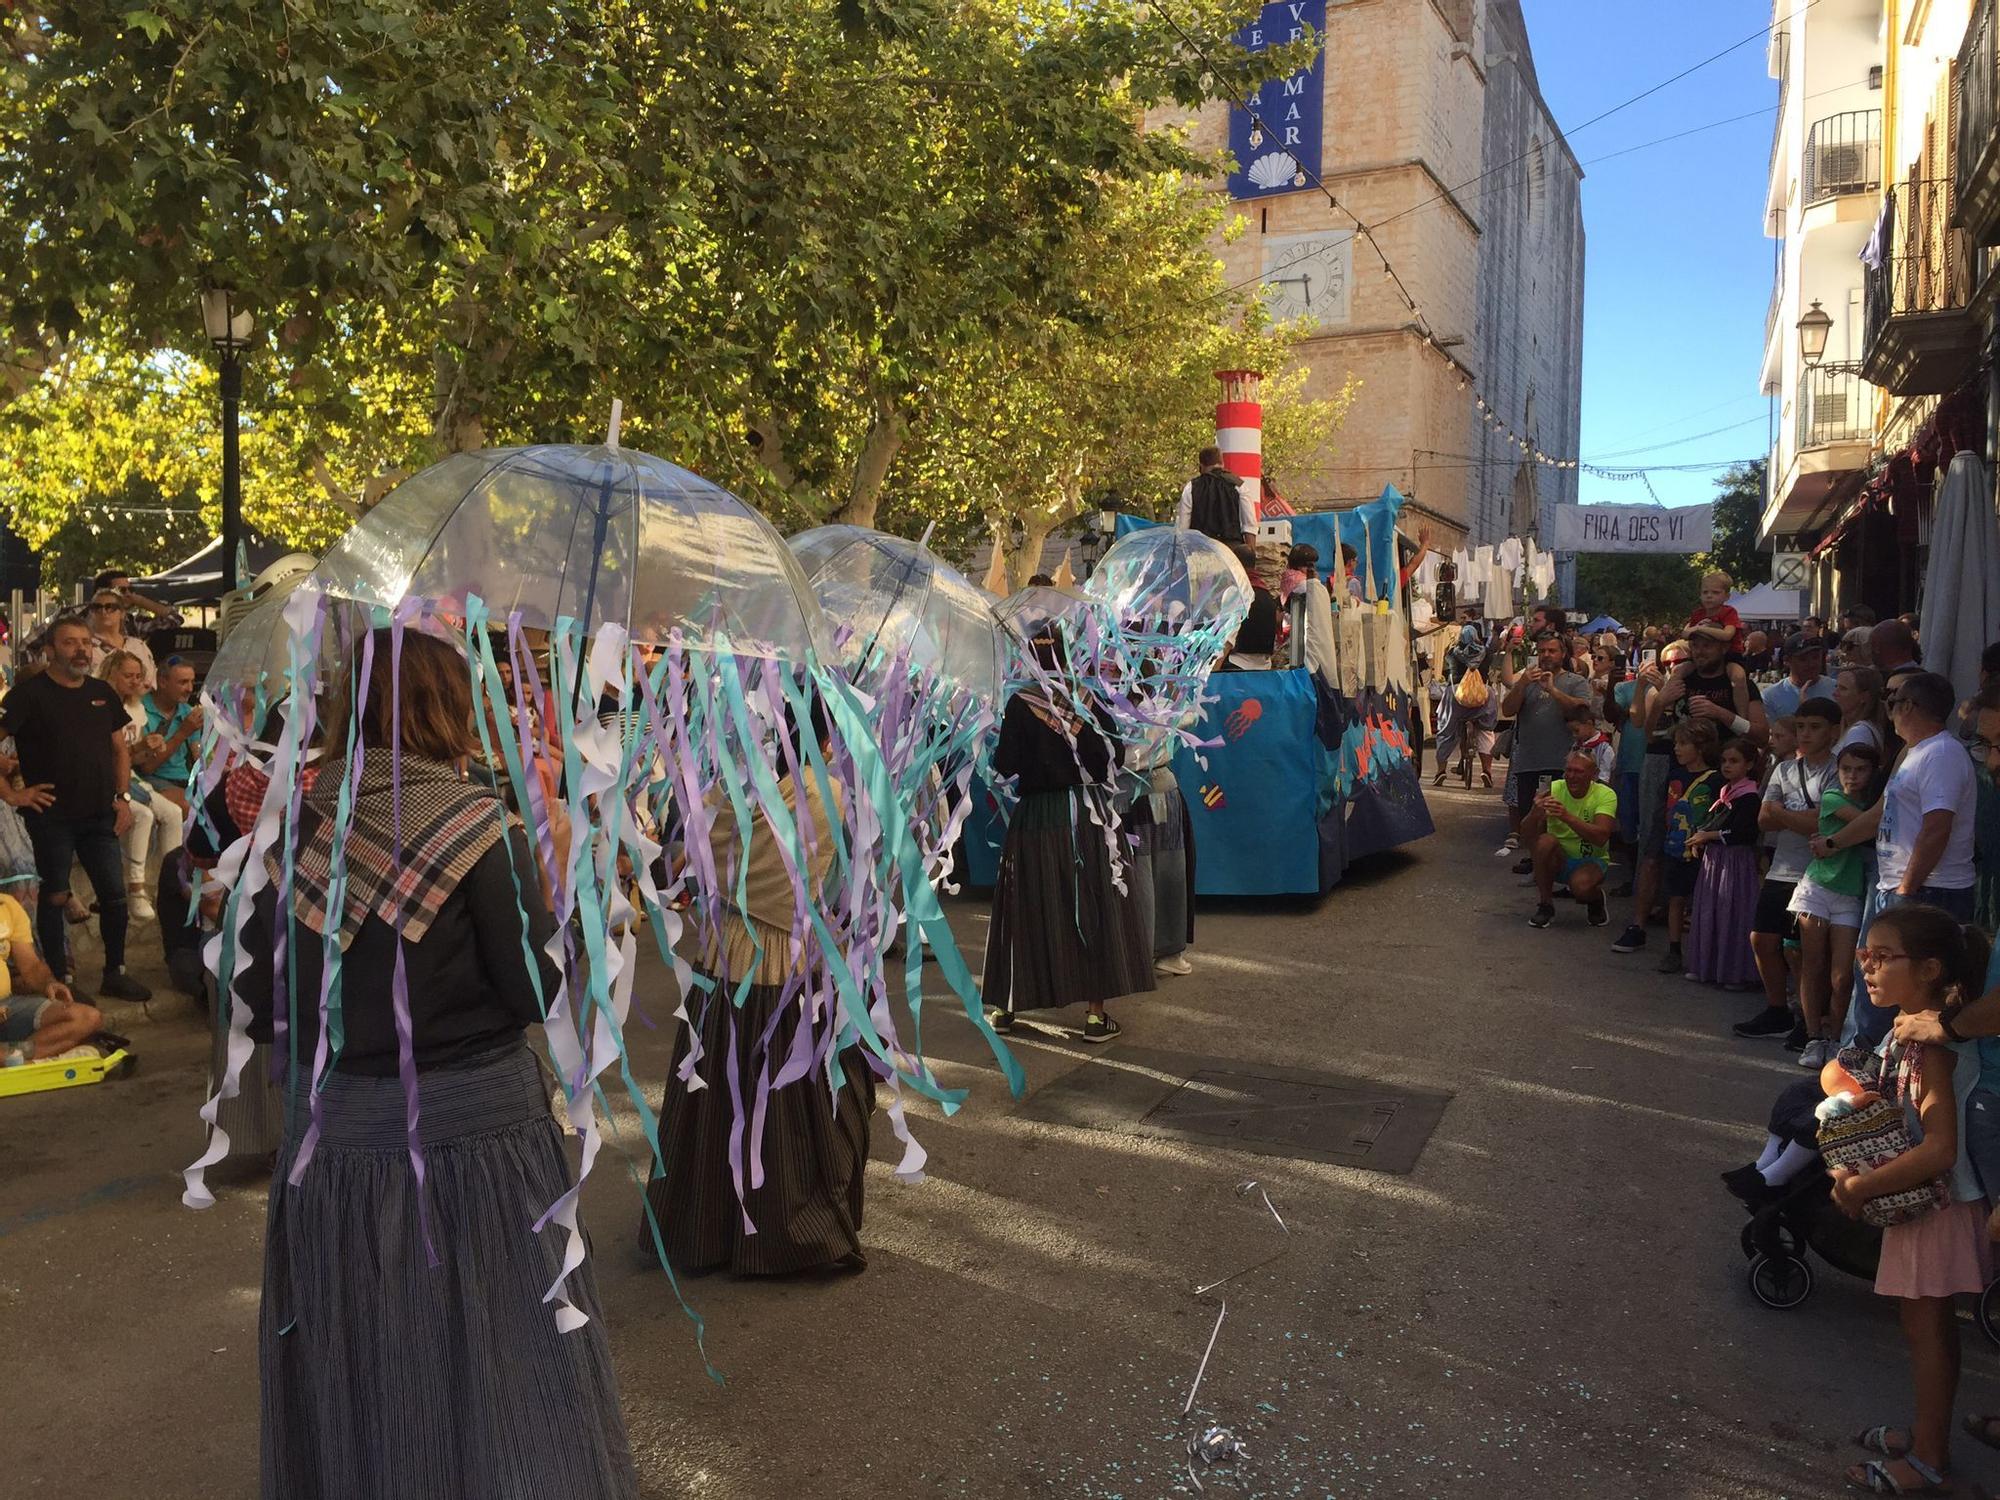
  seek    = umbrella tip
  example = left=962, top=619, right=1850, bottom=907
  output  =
left=606, top=399, right=623, bottom=451
left=917, top=520, right=937, bottom=550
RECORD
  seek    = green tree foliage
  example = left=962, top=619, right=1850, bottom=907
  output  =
left=1571, top=552, right=1697, bottom=635
left=1693, top=459, right=1771, bottom=591
left=2, top=0, right=1322, bottom=571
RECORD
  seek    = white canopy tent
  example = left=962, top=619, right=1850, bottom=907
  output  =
left=1726, top=582, right=1804, bottom=623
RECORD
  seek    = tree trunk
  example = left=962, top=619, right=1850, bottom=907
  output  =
left=827, top=398, right=907, bottom=530
left=1008, top=513, right=1057, bottom=594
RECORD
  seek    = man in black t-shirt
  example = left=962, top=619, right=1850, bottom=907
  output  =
left=0, top=618, right=151, bottom=1002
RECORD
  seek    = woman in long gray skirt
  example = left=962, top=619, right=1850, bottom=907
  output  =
left=983, top=635, right=1155, bottom=1043
left=1126, top=732, right=1195, bottom=980
left=643, top=707, right=872, bottom=1275
left=233, top=631, right=636, bottom=1500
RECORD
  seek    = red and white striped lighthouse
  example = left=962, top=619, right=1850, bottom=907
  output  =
left=1214, top=369, right=1286, bottom=519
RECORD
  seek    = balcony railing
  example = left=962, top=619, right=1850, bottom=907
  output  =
left=1802, top=111, right=1882, bottom=206
left=1861, top=177, right=1979, bottom=394
left=1769, top=31, right=1791, bottom=175
left=1959, top=0, right=2000, bottom=242
left=1765, top=271, right=1784, bottom=351
left=1796, top=361, right=1870, bottom=451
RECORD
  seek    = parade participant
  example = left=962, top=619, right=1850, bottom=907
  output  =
left=984, top=626, right=1153, bottom=1043
left=1526, top=748, right=1617, bottom=929
left=231, top=629, right=636, bottom=1499
left=642, top=695, right=877, bottom=1275
left=1830, top=906, right=1991, bottom=1498
left=1433, top=611, right=1495, bottom=789
left=1176, top=447, right=1252, bottom=544
left=0, top=617, right=149, bottom=1003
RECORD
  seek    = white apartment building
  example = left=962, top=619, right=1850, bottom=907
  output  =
left=1759, top=0, right=1886, bottom=554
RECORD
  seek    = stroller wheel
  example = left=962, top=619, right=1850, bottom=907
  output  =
left=1979, top=1278, right=2000, bottom=1349
left=1749, top=1253, right=1814, bottom=1310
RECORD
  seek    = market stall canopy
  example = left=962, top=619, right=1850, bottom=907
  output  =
left=1579, top=615, right=1623, bottom=635
left=1725, top=582, right=1803, bottom=622
left=131, top=532, right=290, bottom=604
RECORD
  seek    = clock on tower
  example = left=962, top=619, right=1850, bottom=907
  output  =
left=1258, top=230, right=1353, bottom=329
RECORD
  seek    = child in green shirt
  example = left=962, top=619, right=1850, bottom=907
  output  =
left=1787, top=740, right=1885, bottom=1059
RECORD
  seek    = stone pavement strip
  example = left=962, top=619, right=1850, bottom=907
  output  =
left=3, top=783, right=1994, bottom=1497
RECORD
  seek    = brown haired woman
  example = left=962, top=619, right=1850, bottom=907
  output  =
left=232, top=627, right=635, bottom=1499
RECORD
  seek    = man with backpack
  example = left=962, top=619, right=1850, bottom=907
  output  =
left=1175, top=447, right=1255, bottom=545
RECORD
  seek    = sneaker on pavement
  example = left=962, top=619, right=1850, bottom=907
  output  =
left=127, top=890, right=156, bottom=923
left=1585, top=895, right=1610, bottom=927
left=1732, top=1006, right=1794, bottom=1040
left=1654, top=945, right=1684, bottom=975
left=1080, top=1014, right=1121, bottom=1044
left=1784, top=1018, right=1809, bottom=1052
left=1798, top=1037, right=1834, bottom=1069
left=1611, top=924, right=1647, bottom=954
left=984, top=1006, right=1016, bottom=1036
left=1511, top=856, right=1535, bottom=875
left=1528, top=904, right=1555, bottom=929
left=1494, top=835, right=1519, bottom=856
left=97, top=971, right=151, bottom=1004
left=1155, top=955, right=1194, bottom=977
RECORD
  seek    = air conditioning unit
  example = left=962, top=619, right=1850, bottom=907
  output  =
left=1817, top=142, right=1869, bottom=188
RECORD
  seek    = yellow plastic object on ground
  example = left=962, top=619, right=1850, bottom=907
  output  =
left=0, top=1047, right=134, bottom=1098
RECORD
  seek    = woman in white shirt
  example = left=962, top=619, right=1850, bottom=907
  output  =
left=1834, top=666, right=1888, bottom=757
left=99, top=650, right=182, bottom=922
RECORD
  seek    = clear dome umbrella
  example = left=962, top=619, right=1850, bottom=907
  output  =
left=185, top=445, right=1021, bottom=1356
left=788, top=525, right=1005, bottom=896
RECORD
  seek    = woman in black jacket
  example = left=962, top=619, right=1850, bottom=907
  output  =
left=982, top=630, right=1155, bottom=1042
left=230, top=629, right=636, bottom=1500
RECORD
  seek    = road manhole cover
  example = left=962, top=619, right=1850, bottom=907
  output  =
left=1014, top=1047, right=1450, bottom=1174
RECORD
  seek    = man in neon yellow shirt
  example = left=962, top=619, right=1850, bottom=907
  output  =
left=0, top=891, right=104, bottom=1064
left=1529, top=748, right=1619, bottom=931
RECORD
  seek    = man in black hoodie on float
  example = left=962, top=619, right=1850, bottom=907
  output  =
left=1175, top=447, right=1253, bottom=545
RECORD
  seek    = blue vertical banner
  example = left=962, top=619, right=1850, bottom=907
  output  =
left=1226, top=0, right=1327, bottom=200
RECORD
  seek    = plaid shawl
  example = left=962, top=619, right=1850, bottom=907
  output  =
left=272, top=754, right=512, bottom=947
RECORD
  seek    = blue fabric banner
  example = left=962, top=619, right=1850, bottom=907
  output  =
left=1226, top=1, right=1328, bottom=200
left=1172, top=669, right=1326, bottom=896
left=1116, top=485, right=1407, bottom=600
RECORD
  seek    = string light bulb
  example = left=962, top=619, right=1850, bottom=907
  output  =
left=1249, top=125, right=1265, bottom=148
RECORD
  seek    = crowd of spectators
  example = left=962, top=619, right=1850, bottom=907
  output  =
left=0, top=570, right=193, bottom=1066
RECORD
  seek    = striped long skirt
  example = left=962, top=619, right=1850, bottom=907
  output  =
left=1127, top=773, right=1194, bottom=961
left=642, top=974, right=874, bottom=1277
left=260, top=1044, right=636, bottom=1500
left=983, top=786, right=1156, bottom=1014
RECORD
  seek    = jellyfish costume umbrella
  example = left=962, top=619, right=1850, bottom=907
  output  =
left=183, top=446, right=1024, bottom=1360
left=1084, top=526, right=1252, bottom=761
left=1082, top=530, right=1248, bottom=973
left=788, top=526, right=1003, bottom=894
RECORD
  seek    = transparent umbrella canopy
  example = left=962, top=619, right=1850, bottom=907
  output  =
left=203, top=445, right=830, bottom=708
left=787, top=525, right=1002, bottom=703
left=1085, top=526, right=1251, bottom=639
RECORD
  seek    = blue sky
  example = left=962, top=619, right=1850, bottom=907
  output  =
left=1519, top=0, right=1776, bottom=508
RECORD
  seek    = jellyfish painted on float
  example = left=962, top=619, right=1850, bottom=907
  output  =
left=183, top=443, right=1025, bottom=1463
left=1083, top=528, right=1252, bottom=979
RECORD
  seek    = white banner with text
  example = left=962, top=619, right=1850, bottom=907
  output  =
left=1552, top=502, right=1713, bottom=553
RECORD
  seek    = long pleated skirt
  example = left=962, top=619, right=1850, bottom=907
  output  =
left=983, top=787, right=1157, bottom=1014
left=1687, top=843, right=1762, bottom=985
left=643, top=974, right=874, bottom=1276
left=261, top=1044, right=636, bottom=1500
left=1128, top=775, right=1193, bottom=961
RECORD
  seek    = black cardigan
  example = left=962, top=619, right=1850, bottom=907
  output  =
left=993, top=695, right=1121, bottom=794
left=233, top=827, right=560, bottom=1075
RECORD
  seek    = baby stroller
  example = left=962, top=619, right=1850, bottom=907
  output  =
left=1739, top=1164, right=1881, bottom=1309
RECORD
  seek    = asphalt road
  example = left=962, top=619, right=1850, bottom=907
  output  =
left=5, top=781, right=1995, bottom=1498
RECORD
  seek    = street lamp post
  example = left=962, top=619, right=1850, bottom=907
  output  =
left=1796, top=299, right=1833, bottom=368
left=199, top=286, right=255, bottom=592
